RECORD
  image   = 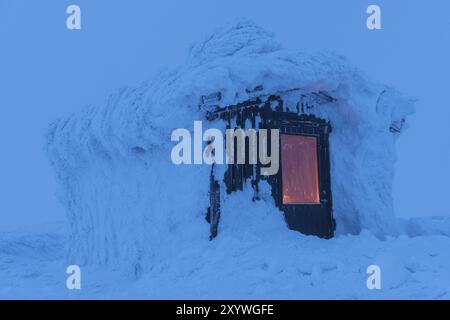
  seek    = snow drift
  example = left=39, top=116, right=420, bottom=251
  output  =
left=46, top=19, right=414, bottom=272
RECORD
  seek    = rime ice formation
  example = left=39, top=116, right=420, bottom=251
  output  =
left=46, top=19, right=414, bottom=271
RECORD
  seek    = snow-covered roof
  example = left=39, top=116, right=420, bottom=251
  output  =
left=47, top=18, right=413, bottom=167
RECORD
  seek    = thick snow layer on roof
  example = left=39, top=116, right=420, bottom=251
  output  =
left=47, top=19, right=413, bottom=162
left=46, top=19, right=415, bottom=271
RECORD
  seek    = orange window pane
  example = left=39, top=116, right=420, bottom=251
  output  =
left=281, top=134, right=320, bottom=205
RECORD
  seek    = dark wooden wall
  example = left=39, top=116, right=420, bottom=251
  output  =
left=206, top=95, right=335, bottom=239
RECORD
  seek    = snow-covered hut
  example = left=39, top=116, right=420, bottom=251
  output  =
left=46, top=19, right=414, bottom=269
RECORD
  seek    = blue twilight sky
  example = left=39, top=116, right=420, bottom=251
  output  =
left=0, top=0, right=449, bottom=230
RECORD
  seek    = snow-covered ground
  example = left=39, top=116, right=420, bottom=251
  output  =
left=1, top=213, right=450, bottom=299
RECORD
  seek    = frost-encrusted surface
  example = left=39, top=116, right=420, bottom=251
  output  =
left=2, top=217, right=450, bottom=299
left=46, top=19, right=415, bottom=271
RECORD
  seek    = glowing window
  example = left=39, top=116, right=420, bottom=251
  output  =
left=281, top=134, right=320, bottom=205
